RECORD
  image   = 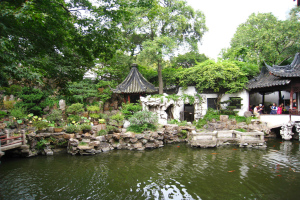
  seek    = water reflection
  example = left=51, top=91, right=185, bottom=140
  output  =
left=1, top=139, right=300, bottom=200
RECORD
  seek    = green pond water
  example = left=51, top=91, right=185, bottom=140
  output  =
left=1, top=139, right=300, bottom=200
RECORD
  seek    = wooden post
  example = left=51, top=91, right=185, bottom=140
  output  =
left=128, top=95, right=130, bottom=103
left=22, top=131, right=26, bottom=145
left=290, top=86, right=294, bottom=121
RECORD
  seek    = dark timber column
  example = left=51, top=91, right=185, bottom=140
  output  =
left=290, top=87, right=294, bottom=110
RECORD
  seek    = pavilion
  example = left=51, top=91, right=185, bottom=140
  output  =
left=248, top=53, right=300, bottom=113
left=112, top=64, right=158, bottom=103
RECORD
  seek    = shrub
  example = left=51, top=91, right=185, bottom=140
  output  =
left=89, top=113, right=100, bottom=120
left=80, top=124, right=92, bottom=132
left=10, top=107, right=27, bottom=121
left=36, top=139, right=48, bottom=150
left=66, top=103, right=84, bottom=115
left=121, top=102, right=142, bottom=119
left=67, top=115, right=81, bottom=123
left=203, top=108, right=220, bottom=122
left=47, top=109, right=63, bottom=122
left=196, top=118, right=207, bottom=128
left=127, top=124, right=156, bottom=133
left=65, top=125, right=80, bottom=133
left=3, top=100, right=15, bottom=110
left=106, top=125, right=118, bottom=133
left=0, top=110, right=7, bottom=119
left=87, top=105, right=100, bottom=112
left=129, top=111, right=158, bottom=126
left=33, top=120, right=49, bottom=130
left=178, top=130, right=188, bottom=139
left=15, top=87, right=48, bottom=116
left=110, top=113, right=125, bottom=126
left=127, top=111, right=158, bottom=133
left=97, top=129, right=108, bottom=136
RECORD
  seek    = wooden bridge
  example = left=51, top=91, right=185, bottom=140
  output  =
left=0, top=131, right=26, bottom=158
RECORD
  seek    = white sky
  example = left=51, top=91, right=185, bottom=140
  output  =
left=186, top=0, right=297, bottom=60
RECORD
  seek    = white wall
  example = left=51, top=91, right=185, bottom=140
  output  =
left=200, top=89, right=249, bottom=116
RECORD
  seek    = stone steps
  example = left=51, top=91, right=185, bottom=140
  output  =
left=189, top=130, right=266, bottom=148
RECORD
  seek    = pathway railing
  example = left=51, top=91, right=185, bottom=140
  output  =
left=0, top=131, right=26, bottom=156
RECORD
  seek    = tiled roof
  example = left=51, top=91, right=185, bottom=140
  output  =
left=112, top=64, right=158, bottom=94
left=266, top=53, right=300, bottom=77
left=247, top=66, right=291, bottom=89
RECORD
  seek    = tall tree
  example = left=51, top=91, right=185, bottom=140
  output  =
left=0, top=0, right=127, bottom=90
left=135, top=0, right=207, bottom=94
left=221, top=12, right=300, bottom=66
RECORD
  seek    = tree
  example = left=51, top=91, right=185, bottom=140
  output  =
left=176, top=60, right=250, bottom=109
left=0, top=0, right=127, bottom=90
left=135, top=0, right=207, bottom=94
left=171, top=52, right=208, bottom=68
left=221, top=12, right=300, bottom=66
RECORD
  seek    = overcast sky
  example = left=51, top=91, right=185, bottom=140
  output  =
left=186, top=0, right=297, bottom=60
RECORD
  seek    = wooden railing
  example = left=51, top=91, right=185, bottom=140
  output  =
left=0, top=131, right=26, bottom=156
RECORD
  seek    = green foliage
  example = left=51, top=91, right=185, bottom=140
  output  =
left=10, top=107, right=27, bottom=120
left=195, top=118, right=207, bottom=129
left=167, top=119, right=188, bottom=126
left=221, top=12, right=300, bottom=66
left=127, top=111, right=158, bottom=133
left=177, top=60, right=248, bottom=94
left=3, top=100, right=15, bottom=110
left=235, top=116, right=247, bottom=123
left=110, top=113, right=125, bottom=126
left=87, top=105, right=100, bottom=112
left=203, top=108, right=220, bottom=122
left=129, top=111, right=158, bottom=126
left=106, top=125, right=118, bottom=133
left=36, top=139, right=48, bottom=150
left=235, top=128, right=246, bottom=132
left=67, top=115, right=81, bottom=124
left=182, top=94, right=195, bottom=104
left=15, top=87, right=48, bottom=116
left=178, top=130, right=188, bottom=139
left=65, top=125, right=80, bottom=133
left=165, top=94, right=181, bottom=102
left=67, top=80, right=103, bottom=104
left=46, top=109, right=62, bottom=123
left=121, top=103, right=142, bottom=120
left=97, top=129, right=108, bottom=136
left=0, top=110, right=7, bottom=119
left=0, top=0, right=126, bottom=89
left=90, top=113, right=100, bottom=120
left=127, top=124, right=157, bottom=134
left=80, top=124, right=92, bottom=132
left=79, top=142, right=87, bottom=146
left=171, top=52, right=209, bottom=68
left=33, top=120, right=49, bottom=130
left=1, top=85, right=22, bottom=96
left=66, top=103, right=84, bottom=115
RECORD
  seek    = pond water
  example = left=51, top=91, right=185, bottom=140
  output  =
left=1, top=139, right=300, bottom=200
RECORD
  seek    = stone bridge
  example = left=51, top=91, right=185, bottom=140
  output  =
left=259, top=114, right=300, bottom=129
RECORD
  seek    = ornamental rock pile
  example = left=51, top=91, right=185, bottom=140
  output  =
left=68, top=124, right=193, bottom=155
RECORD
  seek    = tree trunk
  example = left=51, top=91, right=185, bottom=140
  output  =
left=216, top=93, right=224, bottom=110
left=158, top=60, right=163, bottom=94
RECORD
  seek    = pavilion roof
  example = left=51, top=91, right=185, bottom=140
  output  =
left=265, top=53, right=300, bottom=77
left=247, top=65, right=291, bottom=90
left=247, top=53, right=300, bottom=90
left=112, top=64, right=158, bottom=94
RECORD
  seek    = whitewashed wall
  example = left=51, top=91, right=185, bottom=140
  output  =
left=141, top=86, right=249, bottom=124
